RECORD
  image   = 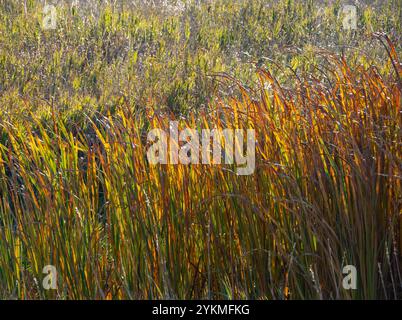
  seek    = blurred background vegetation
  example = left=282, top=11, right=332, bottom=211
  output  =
left=0, top=0, right=401, bottom=120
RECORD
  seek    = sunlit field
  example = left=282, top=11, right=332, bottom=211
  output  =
left=0, top=0, right=401, bottom=299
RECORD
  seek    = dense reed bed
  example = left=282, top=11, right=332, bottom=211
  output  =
left=0, top=38, right=401, bottom=299
left=0, top=0, right=401, bottom=299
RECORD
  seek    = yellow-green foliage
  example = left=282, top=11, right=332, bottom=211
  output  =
left=0, top=0, right=401, bottom=299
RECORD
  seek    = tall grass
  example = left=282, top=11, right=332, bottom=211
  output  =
left=0, top=0, right=401, bottom=299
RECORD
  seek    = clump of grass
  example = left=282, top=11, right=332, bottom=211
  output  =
left=0, top=0, right=401, bottom=300
left=0, top=33, right=400, bottom=299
